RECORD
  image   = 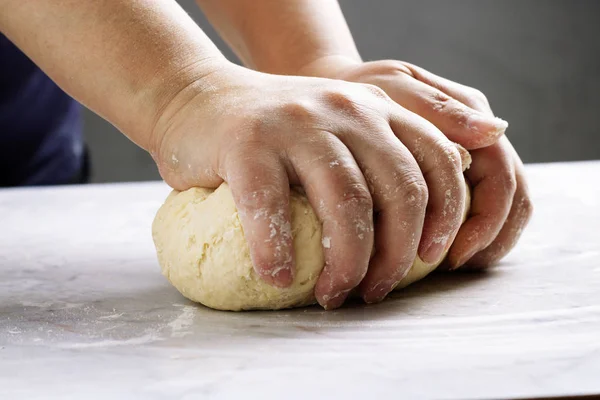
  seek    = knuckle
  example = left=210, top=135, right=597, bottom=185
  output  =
left=322, top=88, right=364, bottom=117
left=469, top=88, right=490, bottom=107
left=427, top=90, right=454, bottom=112
left=398, top=175, right=429, bottom=210
left=369, top=59, right=413, bottom=77
left=361, top=83, right=389, bottom=100
left=278, top=100, right=317, bottom=123
left=235, top=117, right=270, bottom=145
left=339, top=183, right=374, bottom=211
left=435, top=141, right=463, bottom=172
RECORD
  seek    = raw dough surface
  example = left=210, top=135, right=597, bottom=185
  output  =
left=153, top=184, right=469, bottom=311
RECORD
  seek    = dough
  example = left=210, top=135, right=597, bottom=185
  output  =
left=152, top=183, right=470, bottom=311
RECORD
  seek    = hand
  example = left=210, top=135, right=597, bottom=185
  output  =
left=302, top=57, right=533, bottom=268
left=149, top=62, right=468, bottom=308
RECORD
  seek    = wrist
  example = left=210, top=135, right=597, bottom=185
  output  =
left=136, top=55, right=231, bottom=154
left=293, top=54, right=362, bottom=78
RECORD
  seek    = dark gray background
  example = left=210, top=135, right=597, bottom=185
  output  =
left=84, top=0, right=600, bottom=183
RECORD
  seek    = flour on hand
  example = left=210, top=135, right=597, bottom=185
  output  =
left=152, top=182, right=470, bottom=311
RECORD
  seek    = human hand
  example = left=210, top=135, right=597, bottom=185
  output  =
left=302, top=57, right=533, bottom=269
left=149, top=62, right=468, bottom=308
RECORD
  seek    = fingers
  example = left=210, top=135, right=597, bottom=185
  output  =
left=287, top=134, right=374, bottom=309
left=222, top=144, right=294, bottom=288
left=377, top=70, right=507, bottom=149
left=447, top=137, right=516, bottom=268
left=465, top=151, right=533, bottom=268
left=400, top=62, right=496, bottom=115
left=412, top=65, right=533, bottom=268
left=386, top=106, right=467, bottom=266
left=320, top=89, right=464, bottom=303
left=347, top=125, right=429, bottom=304
left=287, top=85, right=453, bottom=307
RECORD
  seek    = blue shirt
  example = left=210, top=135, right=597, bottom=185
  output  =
left=0, top=34, right=84, bottom=187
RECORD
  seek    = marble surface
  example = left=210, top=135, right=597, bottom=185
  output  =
left=1, top=161, right=599, bottom=400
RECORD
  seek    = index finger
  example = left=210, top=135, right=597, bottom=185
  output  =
left=224, top=145, right=295, bottom=288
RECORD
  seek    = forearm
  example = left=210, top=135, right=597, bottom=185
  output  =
left=0, top=0, right=225, bottom=149
left=196, top=0, right=361, bottom=76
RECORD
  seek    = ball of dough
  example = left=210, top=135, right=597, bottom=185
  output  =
left=152, top=184, right=469, bottom=311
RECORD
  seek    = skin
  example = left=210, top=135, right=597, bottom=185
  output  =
left=300, top=59, right=534, bottom=272
left=151, top=63, right=467, bottom=308
left=197, top=0, right=533, bottom=296
left=0, top=0, right=532, bottom=310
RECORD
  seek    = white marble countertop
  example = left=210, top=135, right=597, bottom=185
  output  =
left=1, top=161, right=599, bottom=400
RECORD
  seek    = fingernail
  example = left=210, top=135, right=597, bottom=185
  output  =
left=450, top=249, right=478, bottom=270
left=466, top=113, right=508, bottom=137
left=321, top=290, right=350, bottom=310
left=268, top=265, right=294, bottom=288
left=420, top=239, right=447, bottom=265
left=363, top=281, right=393, bottom=304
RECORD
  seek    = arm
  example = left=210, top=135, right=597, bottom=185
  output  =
left=197, top=0, right=532, bottom=269
left=0, top=0, right=225, bottom=150
left=0, top=0, right=469, bottom=308
left=195, top=0, right=361, bottom=76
